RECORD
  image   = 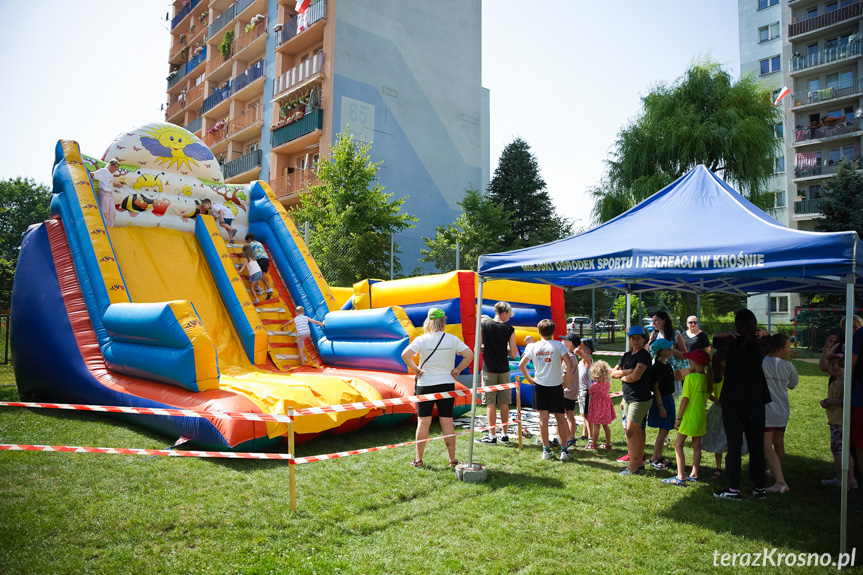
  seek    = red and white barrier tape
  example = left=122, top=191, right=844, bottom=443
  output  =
left=0, top=383, right=517, bottom=421
left=0, top=444, right=294, bottom=460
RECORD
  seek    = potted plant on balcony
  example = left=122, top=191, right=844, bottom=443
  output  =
left=273, top=23, right=283, bottom=32
left=822, top=115, right=843, bottom=127
left=191, top=45, right=204, bottom=58
left=219, top=30, right=234, bottom=58
left=245, top=14, right=265, bottom=33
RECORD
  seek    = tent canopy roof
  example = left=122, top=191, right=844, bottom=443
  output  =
left=478, top=165, right=863, bottom=295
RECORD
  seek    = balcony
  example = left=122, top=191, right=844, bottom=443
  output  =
left=275, top=0, right=326, bottom=47
left=794, top=198, right=823, bottom=215
left=790, top=39, right=862, bottom=74
left=167, top=65, right=188, bottom=90
left=186, top=82, right=205, bottom=106
left=171, top=0, right=202, bottom=30
left=273, top=52, right=324, bottom=99
left=789, top=2, right=863, bottom=38
left=233, top=18, right=267, bottom=56
left=230, top=60, right=264, bottom=97
left=224, top=149, right=262, bottom=180
left=793, top=118, right=863, bottom=145
left=204, top=122, right=228, bottom=148
left=791, top=78, right=863, bottom=109
left=234, top=0, right=256, bottom=17
left=184, top=116, right=203, bottom=135
left=227, top=106, right=263, bottom=139
left=794, top=157, right=861, bottom=179
left=206, top=48, right=233, bottom=77
left=270, top=169, right=321, bottom=201
left=185, top=46, right=207, bottom=75
left=271, top=108, right=323, bottom=148
left=208, top=3, right=236, bottom=40
left=201, top=82, right=231, bottom=113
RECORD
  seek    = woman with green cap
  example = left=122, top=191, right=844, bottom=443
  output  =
left=401, top=307, right=474, bottom=468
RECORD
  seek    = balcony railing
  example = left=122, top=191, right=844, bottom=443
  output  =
left=235, top=0, right=255, bottom=16
left=208, top=3, right=236, bottom=40
left=167, top=65, right=188, bottom=89
left=276, top=0, right=326, bottom=46
left=794, top=118, right=862, bottom=143
left=789, top=1, right=862, bottom=37
left=273, top=52, right=324, bottom=98
left=794, top=198, right=823, bottom=214
left=166, top=98, right=184, bottom=119
left=170, top=39, right=188, bottom=61
left=269, top=169, right=321, bottom=199
left=227, top=106, right=262, bottom=135
left=224, top=149, right=262, bottom=179
left=794, top=157, right=861, bottom=178
left=271, top=108, right=323, bottom=147
left=790, top=77, right=863, bottom=107
left=184, top=116, right=203, bottom=134
left=230, top=60, right=264, bottom=95
left=204, top=124, right=228, bottom=148
left=186, top=82, right=205, bottom=105
left=234, top=19, right=266, bottom=54
left=171, top=0, right=202, bottom=30
left=185, top=47, right=207, bottom=74
left=201, top=82, right=231, bottom=113
left=790, top=39, right=862, bottom=73
left=206, top=48, right=232, bottom=75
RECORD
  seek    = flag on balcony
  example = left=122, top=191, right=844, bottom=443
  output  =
left=296, top=0, right=310, bottom=32
left=773, top=86, right=790, bottom=106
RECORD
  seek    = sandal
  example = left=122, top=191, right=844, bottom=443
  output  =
left=449, top=460, right=460, bottom=468
left=710, top=469, right=723, bottom=480
left=410, top=459, right=424, bottom=468
left=662, top=476, right=688, bottom=486
left=686, top=474, right=699, bottom=483
left=766, top=483, right=790, bottom=494
left=599, top=443, right=612, bottom=450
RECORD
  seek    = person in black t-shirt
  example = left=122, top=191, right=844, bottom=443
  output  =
left=647, top=339, right=676, bottom=469
left=683, top=316, right=711, bottom=354
left=476, top=301, right=519, bottom=444
left=611, top=325, right=653, bottom=475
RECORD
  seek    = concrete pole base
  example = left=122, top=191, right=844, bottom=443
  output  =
left=455, top=462, right=488, bottom=483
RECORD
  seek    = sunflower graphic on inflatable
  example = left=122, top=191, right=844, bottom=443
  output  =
left=139, top=124, right=213, bottom=171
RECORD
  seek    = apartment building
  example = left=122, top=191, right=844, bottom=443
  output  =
left=165, top=0, right=489, bottom=239
left=739, top=0, right=862, bottom=324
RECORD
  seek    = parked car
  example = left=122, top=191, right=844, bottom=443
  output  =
left=567, top=316, right=592, bottom=332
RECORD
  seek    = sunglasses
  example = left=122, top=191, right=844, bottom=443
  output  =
left=688, top=321, right=698, bottom=324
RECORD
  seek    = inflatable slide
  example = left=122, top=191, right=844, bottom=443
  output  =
left=11, top=124, right=472, bottom=450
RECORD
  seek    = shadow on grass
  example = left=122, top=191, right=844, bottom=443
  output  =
left=657, top=453, right=863, bottom=554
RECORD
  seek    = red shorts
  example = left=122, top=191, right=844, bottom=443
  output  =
left=764, top=426, right=786, bottom=432
left=851, top=406, right=863, bottom=449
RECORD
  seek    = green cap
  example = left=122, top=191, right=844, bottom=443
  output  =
left=427, top=308, right=446, bottom=319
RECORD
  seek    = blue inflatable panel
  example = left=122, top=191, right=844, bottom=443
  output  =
left=317, top=338, right=409, bottom=373
left=103, top=302, right=198, bottom=347
left=102, top=341, right=200, bottom=390
left=323, top=308, right=412, bottom=341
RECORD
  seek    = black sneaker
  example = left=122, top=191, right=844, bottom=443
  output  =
left=476, top=434, right=497, bottom=444
left=752, top=488, right=767, bottom=500
left=549, top=438, right=561, bottom=448
left=713, top=488, right=742, bottom=500
left=499, top=435, right=509, bottom=443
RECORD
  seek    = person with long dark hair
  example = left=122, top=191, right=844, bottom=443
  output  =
left=712, top=309, right=772, bottom=500
left=648, top=311, right=689, bottom=386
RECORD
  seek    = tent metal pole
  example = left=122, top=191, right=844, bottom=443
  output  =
left=467, top=275, right=485, bottom=468
left=625, top=291, right=632, bottom=352
left=591, top=288, right=596, bottom=340
left=696, top=293, right=701, bottom=322
left=767, top=292, right=772, bottom=333
left=840, top=280, right=853, bottom=559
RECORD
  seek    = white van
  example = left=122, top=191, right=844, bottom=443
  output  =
left=567, top=316, right=592, bottom=332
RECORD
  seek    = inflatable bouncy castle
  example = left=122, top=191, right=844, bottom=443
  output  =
left=12, top=123, right=566, bottom=449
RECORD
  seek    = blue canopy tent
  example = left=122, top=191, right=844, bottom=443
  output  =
left=468, top=165, right=862, bottom=554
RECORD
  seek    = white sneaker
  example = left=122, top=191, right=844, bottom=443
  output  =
left=541, top=448, right=555, bottom=460
left=821, top=478, right=842, bottom=487
left=560, top=449, right=572, bottom=461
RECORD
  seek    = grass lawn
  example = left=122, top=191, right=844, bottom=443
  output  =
left=1, top=359, right=862, bottom=574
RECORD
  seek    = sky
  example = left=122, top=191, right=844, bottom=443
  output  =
left=0, top=1, right=740, bottom=232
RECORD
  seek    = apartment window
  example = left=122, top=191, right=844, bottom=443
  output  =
left=774, top=190, right=786, bottom=208
left=827, top=70, right=854, bottom=89
left=828, top=145, right=858, bottom=164
left=775, top=123, right=784, bottom=139
left=245, top=141, right=259, bottom=154
left=807, top=43, right=819, bottom=57
left=195, top=74, right=204, bottom=86
left=770, top=295, right=789, bottom=313
left=809, top=78, right=820, bottom=91
left=759, top=22, right=780, bottom=43
left=775, top=156, right=785, bottom=174
left=758, top=0, right=778, bottom=9
left=809, top=185, right=822, bottom=200
left=841, top=0, right=854, bottom=6
left=826, top=1, right=838, bottom=12
left=760, top=55, right=781, bottom=75
left=807, top=7, right=818, bottom=18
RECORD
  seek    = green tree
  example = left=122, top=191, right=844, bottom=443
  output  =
left=487, top=138, right=571, bottom=248
left=0, top=178, right=51, bottom=309
left=817, top=159, right=863, bottom=238
left=420, top=185, right=512, bottom=272
left=291, top=131, right=417, bottom=287
left=590, top=59, right=782, bottom=224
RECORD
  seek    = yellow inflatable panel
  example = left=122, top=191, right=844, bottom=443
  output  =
left=330, top=286, right=354, bottom=309
left=167, top=300, right=220, bottom=390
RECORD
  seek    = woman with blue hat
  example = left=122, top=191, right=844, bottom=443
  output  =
left=401, top=307, right=474, bottom=469
left=611, top=325, right=653, bottom=475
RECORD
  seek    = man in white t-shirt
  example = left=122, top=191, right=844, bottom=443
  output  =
left=519, top=319, right=574, bottom=461
left=89, top=158, right=120, bottom=227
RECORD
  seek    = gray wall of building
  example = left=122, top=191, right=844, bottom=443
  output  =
left=331, top=0, right=486, bottom=239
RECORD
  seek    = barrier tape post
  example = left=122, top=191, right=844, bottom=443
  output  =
left=288, top=406, right=296, bottom=511
left=516, top=379, right=523, bottom=451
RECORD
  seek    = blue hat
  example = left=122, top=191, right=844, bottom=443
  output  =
left=650, top=338, right=674, bottom=353
left=628, top=325, right=646, bottom=336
